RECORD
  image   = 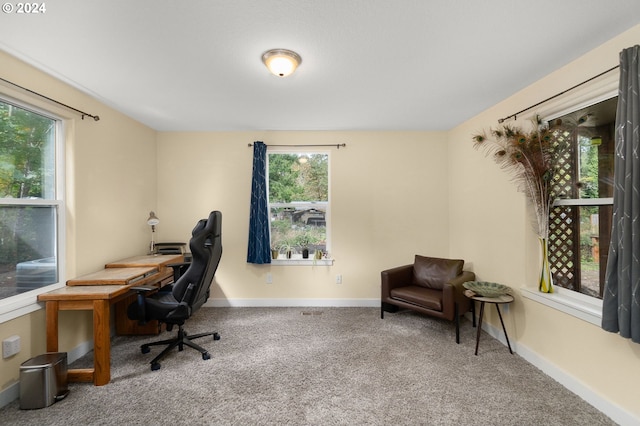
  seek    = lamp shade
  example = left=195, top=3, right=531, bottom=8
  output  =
left=262, top=49, right=302, bottom=77
left=147, top=211, right=160, bottom=226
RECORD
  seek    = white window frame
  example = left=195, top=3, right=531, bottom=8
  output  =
left=520, top=73, right=618, bottom=324
left=267, top=148, right=333, bottom=266
left=0, top=94, right=66, bottom=323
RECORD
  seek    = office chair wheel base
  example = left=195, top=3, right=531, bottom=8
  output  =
left=202, top=352, right=210, bottom=360
left=151, top=362, right=161, bottom=371
left=141, top=345, right=150, bottom=354
left=213, top=333, right=221, bottom=341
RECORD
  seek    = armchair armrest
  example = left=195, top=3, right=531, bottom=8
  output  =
left=381, top=264, right=414, bottom=299
left=441, top=271, right=476, bottom=316
left=450, top=270, right=476, bottom=298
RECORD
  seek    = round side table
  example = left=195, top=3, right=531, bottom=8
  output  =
left=468, top=293, right=514, bottom=356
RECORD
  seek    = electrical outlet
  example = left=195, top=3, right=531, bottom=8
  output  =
left=266, top=273, right=273, bottom=284
left=2, top=335, right=20, bottom=358
left=336, top=274, right=342, bottom=284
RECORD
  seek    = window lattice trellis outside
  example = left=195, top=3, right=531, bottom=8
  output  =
left=548, top=129, right=579, bottom=292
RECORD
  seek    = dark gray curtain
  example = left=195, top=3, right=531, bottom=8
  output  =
left=247, top=141, right=271, bottom=264
left=602, top=45, right=640, bottom=343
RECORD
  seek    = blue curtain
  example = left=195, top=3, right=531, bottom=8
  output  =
left=602, top=45, right=640, bottom=343
left=247, top=141, right=271, bottom=264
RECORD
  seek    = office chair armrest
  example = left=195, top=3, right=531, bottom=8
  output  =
left=167, top=262, right=190, bottom=267
left=167, top=262, right=191, bottom=282
left=130, top=285, right=157, bottom=293
left=129, top=285, right=157, bottom=325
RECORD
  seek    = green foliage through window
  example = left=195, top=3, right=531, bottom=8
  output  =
left=0, top=98, right=59, bottom=298
left=268, top=153, right=329, bottom=258
left=269, top=154, right=328, bottom=202
left=0, top=101, right=55, bottom=198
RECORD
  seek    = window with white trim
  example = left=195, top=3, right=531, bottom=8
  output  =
left=547, top=96, right=616, bottom=299
left=0, top=96, right=63, bottom=303
left=268, top=151, right=329, bottom=261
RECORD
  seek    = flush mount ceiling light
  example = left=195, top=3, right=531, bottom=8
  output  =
left=262, top=49, right=302, bottom=77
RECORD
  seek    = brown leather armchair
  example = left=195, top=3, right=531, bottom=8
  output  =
left=381, top=255, right=476, bottom=343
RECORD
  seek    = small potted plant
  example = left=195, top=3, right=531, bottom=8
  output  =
left=280, top=241, right=294, bottom=259
left=298, top=235, right=311, bottom=259
left=270, top=243, right=280, bottom=260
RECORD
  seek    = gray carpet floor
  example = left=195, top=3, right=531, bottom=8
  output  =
left=1, top=307, right=616, bottom=425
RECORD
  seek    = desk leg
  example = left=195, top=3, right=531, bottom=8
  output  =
left=474, top=301, right=485, bottom=356
left=93, top=299, right=111, bottom=386
left=45, top=301, right=59, bottom=352
left=495, top=304, right=513, bottom=354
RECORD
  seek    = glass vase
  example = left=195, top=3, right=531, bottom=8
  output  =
left=538, top=237, right=554, bottom=293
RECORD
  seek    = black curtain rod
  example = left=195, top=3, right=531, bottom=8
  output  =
left=497, top=65, right=619, bottom=124
left=248, top=143, right=346, bottom=148
left=0, top=77, right=100, bottom=121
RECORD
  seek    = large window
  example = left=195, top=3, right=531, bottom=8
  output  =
left=0, top=97, right=63, bottom=302
left=548, top=97, right=616, bottom=299
left=268, top=152, right=329, bottom=260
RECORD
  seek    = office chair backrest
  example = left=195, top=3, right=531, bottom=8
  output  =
left=172, top=211, right=222, bottom=312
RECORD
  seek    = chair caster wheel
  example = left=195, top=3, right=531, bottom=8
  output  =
left=202, top=352, right=211, bottom=360
left=141, top=345, right=150, bottom=354
left=151, top=362, right=161, bottom=371
left=213, top=333, right=221, bottom=341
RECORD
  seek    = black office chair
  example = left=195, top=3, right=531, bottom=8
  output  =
left=127, top=211, right=222, bottom=371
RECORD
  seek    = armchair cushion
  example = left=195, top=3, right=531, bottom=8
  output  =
left=390, top=286, right=442, bottom=311
left=412, top=255, right=463, bottom=290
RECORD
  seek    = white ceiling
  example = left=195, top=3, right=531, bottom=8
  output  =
left=0, top=1, right=638, bottom=131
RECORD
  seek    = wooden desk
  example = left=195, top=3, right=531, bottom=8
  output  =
left=105, top=254, right=183, bottom=270
left=38, top=266, right=160, bottom=386
left=65, top=266, right=160, bottom=286
left=37, top=254, right=185, bottom=386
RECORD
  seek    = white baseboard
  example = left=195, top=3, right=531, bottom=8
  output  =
left=0, top=340, right=93, bottom=409
left=475, top=314, right=638, bottom=426
left=66, top=339, right=94, bottom=364
left=0, top=381, right=19, bottom=409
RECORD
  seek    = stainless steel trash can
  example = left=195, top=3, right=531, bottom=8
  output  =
left=19, top=352, right=70, bottom=409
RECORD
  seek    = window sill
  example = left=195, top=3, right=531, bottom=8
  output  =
left=0, top=286, right=61, bottom=323
left=521, top=286, right=602, bottom=326
left=270, top=258, right=334, bottom=266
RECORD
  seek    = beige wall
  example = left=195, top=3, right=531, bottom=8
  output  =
left=448, top=24, right=640, bottom=420
left=156, top=131, right=451, bottom=302
left=0, top=51, right=157, bottom=391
